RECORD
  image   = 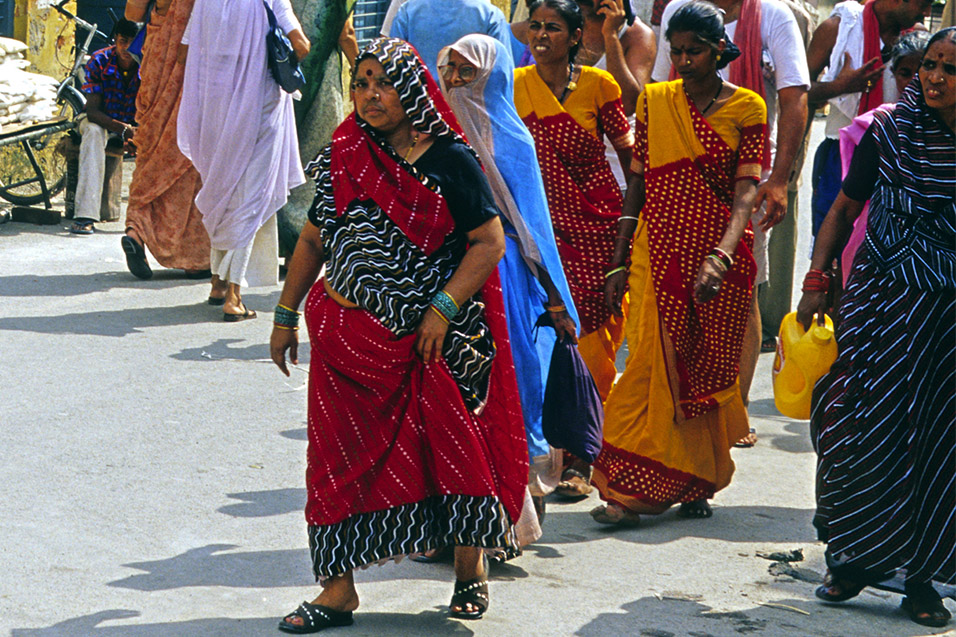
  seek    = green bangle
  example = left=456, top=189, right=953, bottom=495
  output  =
left=605, top=266, right=626, bottom=278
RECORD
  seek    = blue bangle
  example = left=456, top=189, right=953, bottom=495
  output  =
left=274, top=305, right=300, bottom=328
left=431, top=290, right=460, bottom=322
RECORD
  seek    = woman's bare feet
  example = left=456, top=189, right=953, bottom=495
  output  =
left=222, top=282, right=256, bottom=321
left=208, top=275, right=228, bottom=304
left=590, top=503, right=641, bottom=527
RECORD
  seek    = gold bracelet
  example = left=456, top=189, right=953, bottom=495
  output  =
left=546, top=304, right=567, bottom=313
left=276, top=303, right=300, bottom=315
left=429, top=305, right=450, bottom=324
left=273, top=323, right=298, bottom=331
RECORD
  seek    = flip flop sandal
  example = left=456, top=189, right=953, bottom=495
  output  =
left=410, top=545, right=453, bottom=563
left=207, top=296, right=226, bottom=306
left=223, top=307, right=257, bottom=322
left=554, top=468, right=593, bottom=500
left=761, top=337, right=777, bottom=353
left=69, top=220, right=94, bottom=235
left=449, top=575, right=489, bottom=620
left=278, top=602, right=354, bottom=634
left=814, top=571, right=865, bottom=603
left=734, top=428, right=757, bottom=448
left=901, top=584, right=952, bottom=627
left=183, top=269, right=212, bottom=279
left=590, top=504, right=641, bottom=527
left=121, top=235, right=153, bottom=280
left=488, top=547, right=522, bottom=565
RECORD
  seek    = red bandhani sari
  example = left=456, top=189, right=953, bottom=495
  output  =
left=640, top=81, right=764, bottom=420
left=513, top=65, right=634, bottom=337
left=592, top=81, right=766, bottom=513
left=301, top=38, right=527, bottom=580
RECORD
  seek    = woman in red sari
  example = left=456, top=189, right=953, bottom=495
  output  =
left=513, top=0, right=633, bottom=498
left=270, top=38, right=527, bottom=631
left=592, top=2, right=767, bottom=525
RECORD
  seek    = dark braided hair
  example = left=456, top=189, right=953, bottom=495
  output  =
left=528, top=0, right=584, bottom=64
left=666, top=1, right=740, bottom=70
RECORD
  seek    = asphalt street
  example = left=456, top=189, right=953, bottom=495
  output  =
left=1, top=121, right=952, bottom=637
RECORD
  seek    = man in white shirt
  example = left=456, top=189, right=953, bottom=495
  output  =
left=653, top=0, right=810, bottom=437
left=804, top=0, right=932, bottom=236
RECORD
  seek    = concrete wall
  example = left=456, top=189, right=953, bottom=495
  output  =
left=13, top=0, right=75, bottom=77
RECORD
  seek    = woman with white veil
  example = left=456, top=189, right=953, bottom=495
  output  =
left=178, top=0, right=309, bottom=320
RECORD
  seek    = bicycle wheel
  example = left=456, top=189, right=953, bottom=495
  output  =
left=0, top=133, right=69, bottom=206
left=0, top=92, right=82, bottom=206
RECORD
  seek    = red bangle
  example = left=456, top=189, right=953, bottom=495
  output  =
left=802, top=269, right=831, bottom=293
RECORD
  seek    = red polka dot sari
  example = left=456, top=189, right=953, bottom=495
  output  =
left=592, top=81, right=767, bottom=513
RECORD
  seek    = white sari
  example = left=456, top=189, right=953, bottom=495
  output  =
left=177, top=0, right=306, bottom=285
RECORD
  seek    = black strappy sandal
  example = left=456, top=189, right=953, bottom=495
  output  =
left=277, top=602, right=354, bottom=634
left=901, top=582, right=952, bottom=628
left=814, top=570, right=865, bottom=602
left=449, top=576, right=489, bottom=620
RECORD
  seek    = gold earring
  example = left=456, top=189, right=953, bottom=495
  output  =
left=716, top=54, right=722, bottom=61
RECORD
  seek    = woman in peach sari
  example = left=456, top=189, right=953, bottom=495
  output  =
left=123, top=0, right=210, bottom=282
left=592, top=2, right=766, bottom=525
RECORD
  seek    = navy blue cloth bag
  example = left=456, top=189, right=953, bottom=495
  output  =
left=538, top=315, right=604, bottom=462
left=263, top=0, right=306, bottom=93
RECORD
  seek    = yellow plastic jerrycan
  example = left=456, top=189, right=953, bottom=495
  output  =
left=773, top=312, right=839, bottom=420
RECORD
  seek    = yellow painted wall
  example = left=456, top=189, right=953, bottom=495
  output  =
left=490, top=0, right=510, bottom=16
left=13, top=0, right=75, bottom=78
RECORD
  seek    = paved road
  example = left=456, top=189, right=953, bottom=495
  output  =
left=1, top=122, right=951, bottom=636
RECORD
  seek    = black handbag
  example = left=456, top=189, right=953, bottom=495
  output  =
left=537, top=314, right=605, bottom=463
left=262, top=0, right=306, bottom=93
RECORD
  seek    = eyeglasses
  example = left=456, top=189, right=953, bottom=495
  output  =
left=439, top=63, right=478, bottom=83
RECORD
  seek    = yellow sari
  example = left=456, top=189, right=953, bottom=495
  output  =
left=592, top=80, right=766, bottom=513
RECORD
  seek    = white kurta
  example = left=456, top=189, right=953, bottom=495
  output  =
left=177, top=0, right=306, bottom=286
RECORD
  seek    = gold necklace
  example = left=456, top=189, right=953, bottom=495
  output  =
left=403, top=133, right=421, bottom=160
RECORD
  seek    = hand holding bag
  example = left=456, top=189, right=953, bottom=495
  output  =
left=262, top=0, right=306, bottom=93
left=538, top=314, right=604, bottom=463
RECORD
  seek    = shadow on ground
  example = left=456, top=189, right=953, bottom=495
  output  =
left=0, top=293, right=279, bottom=336
left=0, top=271, right=204, bottom=297
left=218, top=488, right=306, bottom=518
left=574, top=595, right=948, bottom=637
left=11, top=608, right=474, bottom=637
left=106, top=544, right=528, bottom=592
left=543, top=504, right=817, bottom=546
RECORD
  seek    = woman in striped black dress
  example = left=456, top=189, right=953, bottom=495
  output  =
left=796, top=27, right=956, bottom=629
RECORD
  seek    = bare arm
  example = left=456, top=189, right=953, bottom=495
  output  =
left=753, top=86, right=808, bottom=228
left=270, top=221, right=325, bottom=376
left=288, top=29, right=311, bottom=62
left=604, top=170, right=645, bottom=315
left=795, top=191, right=866, bottom=329
left=125, top=2, right=148, bottom=21
left=416, top=216, right=507, bottom=363
left=597, top=0, right=650, bottom=115
left=694, top=179, right=758, bottom=304
left=534, top=265, right=578, bottom=343
left=338, top=15, right=359, bottom=67
left=807, top=17, right=883, bottom=107
left=84, top=92, right=135, bottom=147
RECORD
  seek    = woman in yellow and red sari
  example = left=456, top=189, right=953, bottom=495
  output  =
left=592, top=1, right=768, bottom=525
left=514, top=0, right=633, bottom=400
left=514, top=0, right=633, bottom=498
